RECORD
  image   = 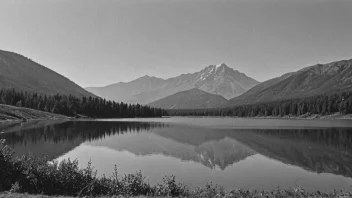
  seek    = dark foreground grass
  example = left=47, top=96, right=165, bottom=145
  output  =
left=1, top=139, right=352, bottom=198
left=1, top=193, right=351, bottom=198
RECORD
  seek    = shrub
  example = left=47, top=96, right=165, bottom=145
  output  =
left=1, top=139, right=352, bottom=197
left=0, top=139, right=17, bottom=191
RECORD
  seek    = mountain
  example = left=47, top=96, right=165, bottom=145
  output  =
left=0, top=50, right=94, bottom=97
left=86, top=75, right=166, bottom=104
left=225, top=58, right=352, bottom=107
left=148, top=88, right=228, bottom=109
left=86, top=63, right=259, bottom=104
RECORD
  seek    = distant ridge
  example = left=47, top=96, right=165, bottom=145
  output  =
left=224, top=58, right=352, bottom=107
left=0, top=50, right=94, bottom=97
left=148, top=88, right=228, bottom=109
left=86, top=63, right=259, bottom=104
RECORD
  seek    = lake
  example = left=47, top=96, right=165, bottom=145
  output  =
left=1, top=117, right=352, bottom=191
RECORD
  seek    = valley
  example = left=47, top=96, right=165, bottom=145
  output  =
left=86, top=58, right=352, bottom=116
left=2, top=1, right=352, bottom=197
left=86, top=63, right=259, bottom=104
left=1, top=49, right=352, bottom=120
left=0, top=49, right=351, bottom=198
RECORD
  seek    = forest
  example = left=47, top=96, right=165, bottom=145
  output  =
left=2, top=88, right=352, bottom=119
left=0, top=89, right=165, bottom=118
left=168, top=90, right=352, bottom=117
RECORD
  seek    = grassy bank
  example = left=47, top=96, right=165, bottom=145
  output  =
left=1, top=140, right=351, bottom=198
left=0, top=104, right=69, bottom=122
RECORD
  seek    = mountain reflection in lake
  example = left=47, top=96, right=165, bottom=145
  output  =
left=1, top=119, right=352, bottom=191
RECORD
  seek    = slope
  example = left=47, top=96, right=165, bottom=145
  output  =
left=0, top=50, right=94, bottom=97
left=225, top=58, right=352, bottom=107
left=148, top=88, right=228, bottom=109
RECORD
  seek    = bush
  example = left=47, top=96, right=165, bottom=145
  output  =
left=1, top=139, right=352, bottom=197
left=0, top=139, right=186, bottom=197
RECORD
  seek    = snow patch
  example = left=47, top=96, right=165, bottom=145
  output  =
left=210, top=66, right=215, bottom=73
left=199, top=73, right=207, bottom=80
left=216, top=63, right=223, bottom=68
left=197, top=63, right=225, bottom=82
left=198, top=68, right=213, bottom=81
left=215, top=63, right=226, bottom=72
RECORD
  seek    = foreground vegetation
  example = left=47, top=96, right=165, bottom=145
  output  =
left=1, top=191, right=352, bottom=198
left=1, top=140, right=351, bottom=197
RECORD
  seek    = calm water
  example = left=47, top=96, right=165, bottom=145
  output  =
left=1, top=117, right=352, bottom=191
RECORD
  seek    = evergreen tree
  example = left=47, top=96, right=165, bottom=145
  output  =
left=168, top=90, right=352, bottom=118
left=0, top=88, right=165, bottom=118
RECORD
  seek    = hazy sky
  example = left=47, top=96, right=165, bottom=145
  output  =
left=1, top=0, right=352, bottom=87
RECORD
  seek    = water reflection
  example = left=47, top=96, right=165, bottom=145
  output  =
left=1, top=120, right=352, bottom=190
left=0, top=121, right=168, bottom=159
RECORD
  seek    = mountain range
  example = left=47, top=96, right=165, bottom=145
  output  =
left=1, top=49, right=352, bottom=110
left=0, top=50, right=94, bottom=97
left=147, top=59, right=352, bottom=109
left=87, top=59, right=352, bottom=109
left=86, top=63, right=259, bottom=104
left=224, top=58, right=352, bottom=107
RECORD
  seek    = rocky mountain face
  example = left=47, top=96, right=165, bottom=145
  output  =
left=86, top=63, right=259, bottom=104
left=0, top=50, right=94, bottom=97
left=148, top=88, right=228, bottom=109
left=194, top=64, right=259, bottom=99
left=225, top=59, right=352, bottom=107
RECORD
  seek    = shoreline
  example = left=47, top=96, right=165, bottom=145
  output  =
left=1, top=104, right=352, bottom=127
left=0, top=104, right=71, bottom=122
left=252, top=113, right=352, bottom=120
left=171, top=112, right=352, bottom=120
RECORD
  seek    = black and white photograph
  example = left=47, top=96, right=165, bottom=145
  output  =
left=1, top=0, right=352, bottom=197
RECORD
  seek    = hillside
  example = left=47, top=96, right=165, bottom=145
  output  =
left=225, top=59, right=352, bottom=107
left=86, top=63, right=259, bottom=104
left=148, top=88, right=228, bottom=109
left=0, top=104, right=69, bottom=121
left=0, top=50, right=94, bottom=97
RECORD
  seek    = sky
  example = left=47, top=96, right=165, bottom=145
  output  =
left=1, top=0, right=352, bottom=87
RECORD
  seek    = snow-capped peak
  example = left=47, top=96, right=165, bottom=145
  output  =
left=216, top=63, right=227, bottom=68
left=214, top=63, right=228, bottom=72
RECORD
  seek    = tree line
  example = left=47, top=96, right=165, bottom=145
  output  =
left=168, top=90, right=352, bottom=117
left=0, top=89, right=166, bottom=118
